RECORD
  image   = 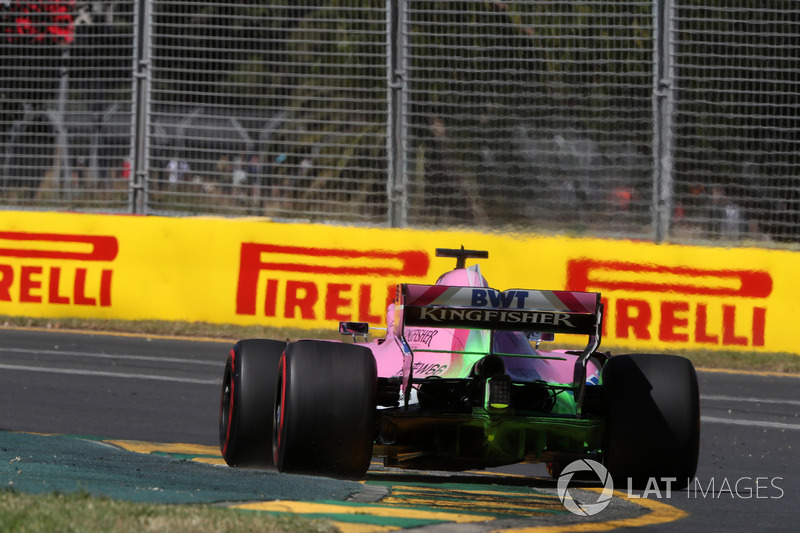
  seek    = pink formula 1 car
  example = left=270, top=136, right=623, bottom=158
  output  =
left=219, top=248, right=699, bottom=486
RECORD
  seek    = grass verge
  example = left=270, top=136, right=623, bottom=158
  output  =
left=0, top=490, right=335, bottom=533
left=655, top=347, right=800, bottom=374
left=0, top=315, right=340, bottom=344
left=590, top=344, right=800, bottom=374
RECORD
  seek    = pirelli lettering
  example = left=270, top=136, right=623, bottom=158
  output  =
left=0, top=231, right=118, bottom=308
left=404, top=306, right=596, bottom=334
left=567, top=258, right=774, bottom=348
left=235, top=244, right=430, bottom=324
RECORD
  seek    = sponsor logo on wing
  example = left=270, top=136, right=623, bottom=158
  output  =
left=468, top=288, right=597, bottom=313
left=470, top=289, right=529, bottom=309
left=418, top=307, right=576, bottom=327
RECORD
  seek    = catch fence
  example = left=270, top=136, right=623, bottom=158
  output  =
left=1, top=0, right=798, bottom=244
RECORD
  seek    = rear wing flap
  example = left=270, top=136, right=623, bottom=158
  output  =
left=394, top=284, right=602, bottom=338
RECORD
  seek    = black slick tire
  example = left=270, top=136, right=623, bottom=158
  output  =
left=219, top=339, right=285, bottom=468
left=602, top=353, right=700, bottom=489
left=273, top=340, right=376, bottom=480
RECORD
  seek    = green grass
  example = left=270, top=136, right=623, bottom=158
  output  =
left=658, top=347, right=800, bottom=374
left=0, top=490, right=336, bottom=533
left=0, top=315, right=341, bottom=344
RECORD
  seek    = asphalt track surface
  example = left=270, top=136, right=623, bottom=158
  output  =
left=1, top=327, right=798, bottom=531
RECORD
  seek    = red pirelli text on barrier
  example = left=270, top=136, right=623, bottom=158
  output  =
left=0, top=232, right=117, bottom=307
left=567, top=259, right=773, bottom=347
left=236, top=244, right=430, bottom=322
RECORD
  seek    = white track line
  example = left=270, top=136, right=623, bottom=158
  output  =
left=0, top=363, right=218, bottom=385
left=701, top=394, right=800, bottom=407
left=701, top=416, right=800, bottom=431
left=4, top=347, right=220, bottom=366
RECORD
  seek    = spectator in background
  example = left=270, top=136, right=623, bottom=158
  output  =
left=611, top=185, right=633, bottom=228
left=120, top=158, right=130, bottom=181
left=425, top=116, right=474, bottom=223
left=739, top=162, right=770, bottom=241
left=685, top=182, right=709, bottom=230
left=247, top=154, right=259, bottom=180
left=216, top=154, right=231, bottom=193
left=178, top=159, right=190, bottom=182
left=73, top=156, right=87, bottom=186
left=232, top=153, right=247, bottom=204
left=167, top=158, right=188, bottom=191
left=708, top=183, right=745, bottom=240
left=247, top=154, right=260, bottom=204
left=167, top=158, right=180, bottom=190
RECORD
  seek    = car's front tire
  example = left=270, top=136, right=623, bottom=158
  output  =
left=219, top=339, right=285, bottom=468
left=273, top=340, right=376, bottom=480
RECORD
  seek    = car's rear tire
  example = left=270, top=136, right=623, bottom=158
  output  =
left=602, top=353, right=700, bottom=489
left=273, top=340, right=376, bottom=480
left=219, top=339, right=285, bottom=468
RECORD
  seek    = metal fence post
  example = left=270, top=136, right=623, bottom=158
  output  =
left=387, top=0, right=408, bottom=228
left=55, top=47, right=72, bottom=202
left=131, top=0, right=152, bottom=214
left=652, top=0, right=675, bottom=242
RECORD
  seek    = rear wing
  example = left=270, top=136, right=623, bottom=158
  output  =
left=394, top=283, right=603, bottom=413
left=394, top=284, right=601, bottom=337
